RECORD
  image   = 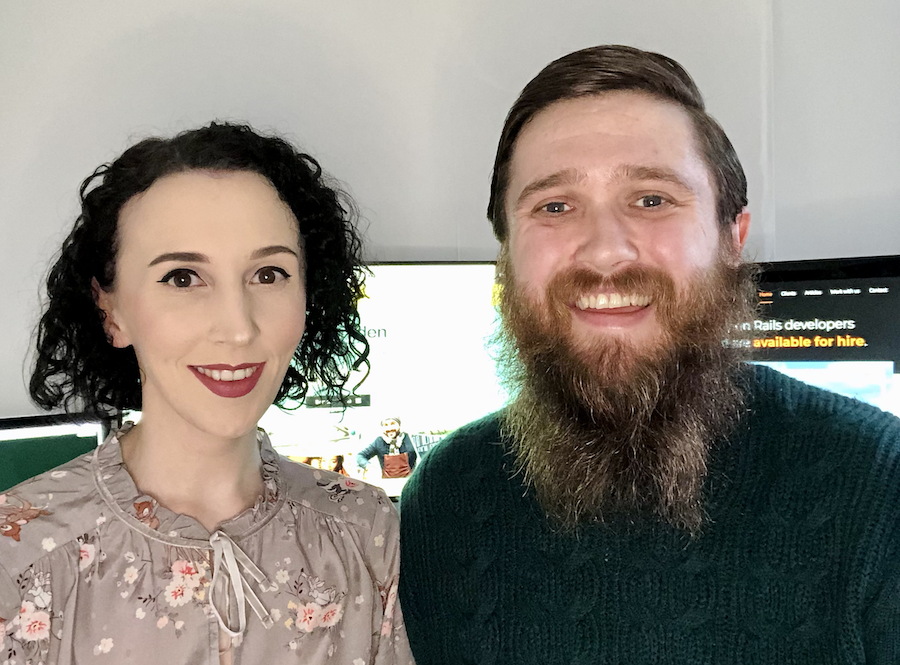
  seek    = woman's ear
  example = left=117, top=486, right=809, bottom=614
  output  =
left=91, top=277, right=131, bottom=348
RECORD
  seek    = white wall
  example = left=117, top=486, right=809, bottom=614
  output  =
left=771, top=0, right=900, bottom=260
left=1, top=0, right=894, bottom=418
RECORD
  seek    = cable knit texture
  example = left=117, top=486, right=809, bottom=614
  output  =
left=400, top=365, right=900, bottom=664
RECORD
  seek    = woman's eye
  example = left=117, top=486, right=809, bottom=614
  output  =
left=541, top=201, right=570, bottom=214
left=636, top=194, right=666, bottom=208
left=253, top=266, right=290, bottom=285
left=159, top=269, right=201, bottom=288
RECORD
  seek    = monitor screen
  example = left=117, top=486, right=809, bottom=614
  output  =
left=257, top=262, right=506, bottom=493
left=750, top=255, right=900, bottom=417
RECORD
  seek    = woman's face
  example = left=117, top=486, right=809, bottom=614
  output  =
left=97, top=170, right=306, bottom=440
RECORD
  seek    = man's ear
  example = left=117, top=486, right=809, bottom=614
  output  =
left=91, top=277, right=130, bottom=348
left=730, top=207, right=751, bottom=255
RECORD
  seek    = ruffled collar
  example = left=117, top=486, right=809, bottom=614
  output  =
left=92, top=422, right=285, bottom=547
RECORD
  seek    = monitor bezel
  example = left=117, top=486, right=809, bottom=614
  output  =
left=366, top=256, right=900, bottom=281
left=757, top=254, right=900, bottom=283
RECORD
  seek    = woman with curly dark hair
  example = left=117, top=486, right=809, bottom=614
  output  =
left=1, top=123, right=414, bottom=665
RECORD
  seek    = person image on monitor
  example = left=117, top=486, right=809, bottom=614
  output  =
left=330, top=455, right=350, bottom=476
left=357, top=417, right=417, bottom=478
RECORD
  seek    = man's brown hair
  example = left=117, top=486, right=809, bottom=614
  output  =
left=487, top=45, right=747, bottom=241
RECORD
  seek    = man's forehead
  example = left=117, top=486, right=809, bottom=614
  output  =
left=507, top=92, right=711, bottom=196
left=519, top=91, right=697, bottom=144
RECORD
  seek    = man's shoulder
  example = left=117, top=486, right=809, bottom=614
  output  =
left=750, top=363, right=900, bottom=431
left=445, top=412, right=504, bottom=445
left=424, top=412, right=504, bottom=467
left=748, top=363, right=900, bottom=476
left=401, top=412, right=505, bottom=502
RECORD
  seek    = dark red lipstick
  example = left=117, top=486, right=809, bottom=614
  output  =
left=188, top=362, right=266, bottom=398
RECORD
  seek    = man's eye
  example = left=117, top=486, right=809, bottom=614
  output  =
left=159, top=269, right=201, bottom=288
left=252, top=266, right=290, bottom=285
left=636, top=194, right=666, bottom=208
left=541, top=201, right=570, bottom=214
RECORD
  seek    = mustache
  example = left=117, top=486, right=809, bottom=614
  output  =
left=543, top=264, right=678, bottom=322
left=549, top=264, right=675, bottom=298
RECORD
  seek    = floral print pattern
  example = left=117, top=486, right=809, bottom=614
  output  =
left=316, top=474, right=364, bottom=503
left=276, top=566, right=346, bottom=645
left=0, top=428, right=413, bottom=664
left=122, top=554, right=212, bottom=638
left=0, top=494, right=51, bottom=542
left=164, top=559, right=210, bottom=607
left=2, top=567, right=56, bottom=663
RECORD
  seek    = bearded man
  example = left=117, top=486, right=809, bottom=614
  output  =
left=399, top=45, right=900, bottom=664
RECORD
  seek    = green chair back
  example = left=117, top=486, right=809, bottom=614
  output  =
left=0, top=434, right=98, bottom=492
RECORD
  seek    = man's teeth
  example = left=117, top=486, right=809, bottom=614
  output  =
left=196, top=366, right=258, bottom=381
left=575, top=293, right=652, bottom=310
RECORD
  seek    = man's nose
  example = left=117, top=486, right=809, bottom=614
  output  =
left=573, top=205, right=639, bottom=272
left=209, top=285, right=259, bottom=346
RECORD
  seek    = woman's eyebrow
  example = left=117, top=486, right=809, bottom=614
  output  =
left=147, top=245, right=298, bottom=268
left=148, top=251, right=206, bottom=267
left=250, top=245, right=299, bottom=260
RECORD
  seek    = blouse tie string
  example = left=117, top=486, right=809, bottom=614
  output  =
left=208, top=530, right=275, bottom=639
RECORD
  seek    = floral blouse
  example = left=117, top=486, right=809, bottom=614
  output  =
left=0, top=425, right=415, bottom=665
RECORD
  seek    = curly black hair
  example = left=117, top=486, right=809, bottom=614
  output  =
left=30, top=122, right=369, bottom=416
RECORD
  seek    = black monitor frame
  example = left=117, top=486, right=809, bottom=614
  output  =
left=0, top=412, right=114, bottom=438
left=757, top=254, right=900, bottom=283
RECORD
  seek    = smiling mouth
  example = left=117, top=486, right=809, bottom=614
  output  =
left=575, top=292, right=652, bottom=310
left=189, top=362, right=266, bottom=398
left=194, top=365, right=261, bottom=382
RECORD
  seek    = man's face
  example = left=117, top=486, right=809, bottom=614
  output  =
left=504, top=91, right=746, bottom=356
left=497, top=91, right=754, bottom=531
left=382, top=419, right=400, bottom=438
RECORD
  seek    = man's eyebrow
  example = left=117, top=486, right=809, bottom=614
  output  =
left=515, top=168, right=587, bottom=208
left=614, top=165, right=696, bottom=193
left=148, top=245, right=299, bottom=268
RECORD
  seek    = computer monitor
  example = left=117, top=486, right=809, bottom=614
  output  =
left=750, top=255, right=900, bottom=417
left=257, top=262, right=506, bottom=490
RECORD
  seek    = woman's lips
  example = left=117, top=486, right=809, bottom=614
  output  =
left=188, top=362, right=266, bottom=398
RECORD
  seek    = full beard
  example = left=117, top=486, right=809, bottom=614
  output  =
left=496, top=248, right=757, bottom=534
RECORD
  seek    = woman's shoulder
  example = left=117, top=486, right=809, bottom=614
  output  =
left=275, top=457, right=396, bottom=532
left=1, top=451, right=104, bottom=580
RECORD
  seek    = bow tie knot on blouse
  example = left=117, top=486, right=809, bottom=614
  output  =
left=208, top=530, right=274, bottom=640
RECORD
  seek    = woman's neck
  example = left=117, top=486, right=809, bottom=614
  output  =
left=119, top=415, right=265, bottom=532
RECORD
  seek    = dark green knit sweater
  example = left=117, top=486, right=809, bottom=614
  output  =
left=400, top=365, right=900, bottom=664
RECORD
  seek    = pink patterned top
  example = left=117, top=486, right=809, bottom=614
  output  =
left=0, top=425, right=415, bottom=665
